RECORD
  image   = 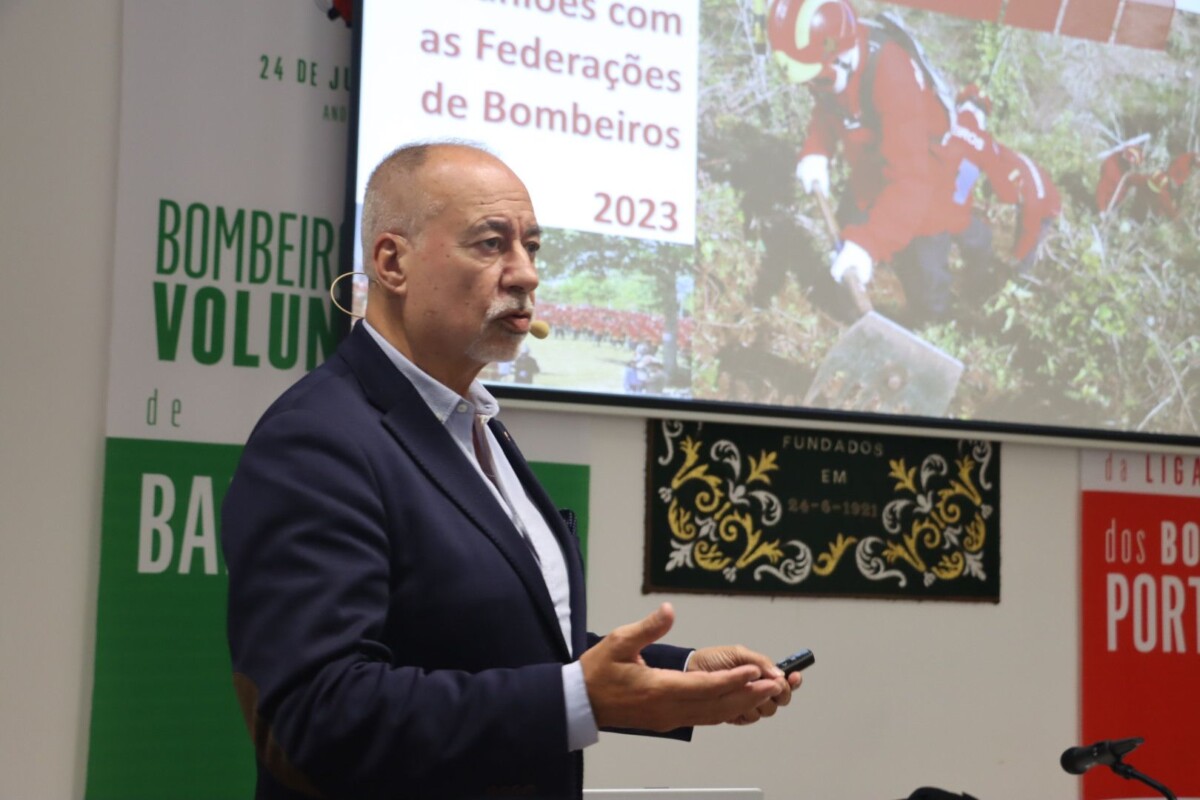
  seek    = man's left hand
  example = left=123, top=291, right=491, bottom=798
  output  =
left=687, top=645, right=801, bottom=725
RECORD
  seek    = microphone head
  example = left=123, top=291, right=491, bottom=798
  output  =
left=1060, top=746, right=1093, bottom=775
left=529, top=319, right=550, bottom=340
left=1060, top=737, right=1144, bottom=775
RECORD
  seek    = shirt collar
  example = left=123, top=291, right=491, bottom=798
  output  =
left=360, top=320, right=500, bottom=423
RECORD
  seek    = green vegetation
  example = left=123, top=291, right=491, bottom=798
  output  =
left=692, top=0, right=1200, bottom=434
left=527, top=2, right=1200, bottom=434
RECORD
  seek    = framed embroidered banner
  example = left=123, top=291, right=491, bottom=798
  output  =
left=644, top=419, right=1001, bottom=601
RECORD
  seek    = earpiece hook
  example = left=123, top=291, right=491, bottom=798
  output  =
left=328, top=271, right=367, bottom=319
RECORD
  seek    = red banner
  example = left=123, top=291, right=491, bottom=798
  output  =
left=1078, top=450, right=1200, bottom=799
left=883, top=0, right=1003, bottom=22
left=883, top=0, right=1176, bottom=49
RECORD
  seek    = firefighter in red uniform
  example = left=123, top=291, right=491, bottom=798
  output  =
left=767, top=0, right=962, bottom=324
left=944, top=83, right=1060, bottom=272
left=1136, top=151, right=1197, bottom=220
left=937, top=83, right=1009, bottom=299
left=992, top=143, right=1061, bottom=270
left=939, top=83, right=1003, bottom=235
left=1162, top=151, right=1197, bottom=219
left=1096, top=143, right=1145, bottom=214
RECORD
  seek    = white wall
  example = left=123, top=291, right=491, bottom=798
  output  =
left=505, top=409, right=1081, bottom=799
left=0, top=2, right=1084, bottom=798
left=1, top=2, right=120, bottom=798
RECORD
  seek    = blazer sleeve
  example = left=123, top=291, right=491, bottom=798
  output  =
left=222, top=406, right=570, bottom=799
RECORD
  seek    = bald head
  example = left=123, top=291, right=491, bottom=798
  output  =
left=359, top=141, right=541, bottom=394
left=360, top=142, right=515, bottom=269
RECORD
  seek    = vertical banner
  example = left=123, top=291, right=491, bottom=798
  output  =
left=91, top=6, right=592, bottom=798
left=1078, top=449, right=1200, bottom=800
left=89, top=4, right=353, bottom=797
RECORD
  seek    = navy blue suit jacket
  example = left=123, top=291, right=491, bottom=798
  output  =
left=222, top=323, right=690, bottom=799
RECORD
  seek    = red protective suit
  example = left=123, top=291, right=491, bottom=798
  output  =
left=992, top=144, right=1061, bottom=262
left=1098, top=149, right=1194, bottom=220
left=1141, top=171, right=1175, bottom=218
left=1145, top=151, right=1197, bottom=219
left=935, top=102, right=1060, bottom=263
left=1167, top=151, right=1197, bottom=186
left=1096, top=147, right=1143, bottom=213
left=937, top=102, right=1006, bottom=234
left=799, top=32, right=957, bottom=264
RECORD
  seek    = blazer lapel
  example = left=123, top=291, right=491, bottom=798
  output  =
left=336, top=325, right=571, bottom=659
left=490, top=418, right=589, bottom=660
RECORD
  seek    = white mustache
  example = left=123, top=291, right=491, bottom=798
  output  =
left=484, top=295, right=533, bottom=324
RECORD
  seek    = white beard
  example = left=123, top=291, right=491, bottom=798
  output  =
left=466, top=331, right=523, bottom=365
left=466, top=294, right=532, bottom=365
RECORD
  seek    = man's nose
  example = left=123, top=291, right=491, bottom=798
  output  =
left=503, top=246, right=539, bottom=294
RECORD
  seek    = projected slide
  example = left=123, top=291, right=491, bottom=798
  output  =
left=353, top=0, right=1200, bottom=442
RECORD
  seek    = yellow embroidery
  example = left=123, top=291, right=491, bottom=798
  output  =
left=657, top=423, right=994, bottom=591
left=813, top=534, right=858, bottom=576
left=666, top=435, right=782, bottom=575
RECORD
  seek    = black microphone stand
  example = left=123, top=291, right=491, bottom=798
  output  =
left=1109, top=757, right=1177, bottom=800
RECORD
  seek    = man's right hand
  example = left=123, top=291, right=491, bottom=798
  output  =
left=578, top=603, right=785, bottom=732
left=796, top=154, right=830, bottom=197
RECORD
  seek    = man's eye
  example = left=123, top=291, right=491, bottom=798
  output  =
left=480, top=237, right=503, bottom=250
left=525, top=241, right=541, bottom=256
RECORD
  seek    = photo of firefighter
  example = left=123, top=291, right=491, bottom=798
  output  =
left=693, top=0, right=1199, bottom=433
left=441, top=0, right=1198, bottom=435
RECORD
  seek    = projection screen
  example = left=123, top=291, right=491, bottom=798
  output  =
left=347, top=0, right=1200, bottom=446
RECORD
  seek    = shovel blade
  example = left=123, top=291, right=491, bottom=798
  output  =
left=804, top=311, right=963, bottom=417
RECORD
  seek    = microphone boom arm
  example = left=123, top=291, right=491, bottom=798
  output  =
left=1061, top=737, right=1177, bottom=800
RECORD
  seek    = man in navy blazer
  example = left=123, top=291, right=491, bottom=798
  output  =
left=221, top=142, right=801, bottom=799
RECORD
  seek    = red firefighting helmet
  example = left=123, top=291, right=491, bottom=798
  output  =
left=956, top=83, right=992, bottom=116
left=766, top=0, right=859, bottom=85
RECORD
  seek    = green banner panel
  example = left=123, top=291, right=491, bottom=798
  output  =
left=87, top=437, right=590, bottom=799
left=529, top=462, right=591, bottom=573
left=87, top=437, right=251, bottom=800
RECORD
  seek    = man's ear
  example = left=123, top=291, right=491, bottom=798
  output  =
left=370, top=233, right=409, bottom=296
